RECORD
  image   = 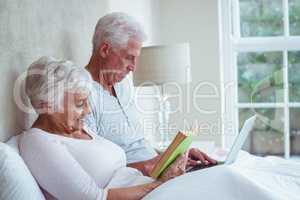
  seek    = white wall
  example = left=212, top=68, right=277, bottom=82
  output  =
left=108, top=0, right=157, bottom=45
left=0, top=0, right=110, bottom=141
left=1, top=0, right=222, bottom=146
left=0, top=0, right=160, bottom=143
left=154, top=0, right=222, bottom=145
left=108, top=0, right=162, bottom=145
left=108, top=0, right=222, bottom=146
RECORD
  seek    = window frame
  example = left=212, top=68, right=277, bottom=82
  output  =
left=219, top=0, right=300, bottom=158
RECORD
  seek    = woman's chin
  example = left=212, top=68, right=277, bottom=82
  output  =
left=73, top=120, right=84, bottom=131
left=78, top=121, right=85, bottom=130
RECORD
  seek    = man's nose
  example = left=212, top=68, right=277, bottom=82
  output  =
left=127, top=64, right=136, bottom=72
left=130, top=57, right=138, bottom=71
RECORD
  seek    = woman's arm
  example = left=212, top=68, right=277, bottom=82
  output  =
left=107, top=181, right=162, bottom=200
left=112, top=153, right=188, bottom=200
left=127, top=155, right=161, bottom=176
left=20, top=134, right=162, bottom=200
left=19, top=135, right=106, bottom=200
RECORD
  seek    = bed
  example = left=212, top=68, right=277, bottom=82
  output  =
left=2, top=136, right=300, bottom=200
left=144, top=151, right=300, bottom=200
left=1, top=1, right=300, bottom=199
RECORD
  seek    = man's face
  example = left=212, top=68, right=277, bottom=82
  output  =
left=101, top=39, right=142, bottom=85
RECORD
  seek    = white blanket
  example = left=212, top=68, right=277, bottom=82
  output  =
left=143, top=152, right=300, bottom=200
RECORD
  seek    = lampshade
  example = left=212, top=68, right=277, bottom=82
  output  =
left=133, top=43, right=192, bottom=86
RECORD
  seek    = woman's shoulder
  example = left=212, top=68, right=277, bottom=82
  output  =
left=19, top=128, right=72, bottom=165
left=84, top=127, right=126, bottom=155
left=85, top=127, right=114, bottom=144
left=22, top=128, right=54, bottom=140
left=20, top=128, right=63, bottom=150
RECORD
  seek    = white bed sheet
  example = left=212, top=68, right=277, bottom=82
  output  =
left=143, top=151, right=300, bottom=200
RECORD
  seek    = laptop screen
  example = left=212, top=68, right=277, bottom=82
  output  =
left=224, top=115, right=257, bottom=164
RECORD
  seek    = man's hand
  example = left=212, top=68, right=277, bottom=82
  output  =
left=187, top=148, right=217, bottom=167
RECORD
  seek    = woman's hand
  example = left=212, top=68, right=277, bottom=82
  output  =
left=159, top=153, right=188, bottom=182
left=127, top=154, right=162, bottom=176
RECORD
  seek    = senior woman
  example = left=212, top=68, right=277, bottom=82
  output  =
left=19, top=57, right=187, bottom=200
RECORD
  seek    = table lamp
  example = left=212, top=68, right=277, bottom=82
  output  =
left=134, top=43, right=192, bottom=149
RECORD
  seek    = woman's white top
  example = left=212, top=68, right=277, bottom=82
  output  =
left=19, top=127, right=153, bottom=200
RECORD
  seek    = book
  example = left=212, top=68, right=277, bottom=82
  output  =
left=150, top=131, right=193, bottom=179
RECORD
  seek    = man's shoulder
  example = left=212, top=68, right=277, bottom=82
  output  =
left=88, top=81, right=108, bottom=103
left=89, top=80, right=104, bottom=93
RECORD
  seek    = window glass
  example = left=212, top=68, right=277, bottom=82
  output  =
left=240, top=0, right=283, bottom=37
left=289, top=0, right=300, bottom=35
left=240, top=108, right=284, bottom=156
left=238, top=52, right=283, bottom=103
left=288, top=51, right=300, bottom=102
left=289, top=108, right=300, bottom=156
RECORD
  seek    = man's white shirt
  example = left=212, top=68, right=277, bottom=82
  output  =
left=84, top=74, right=157, bottom=163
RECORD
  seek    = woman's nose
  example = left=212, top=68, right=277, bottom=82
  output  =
left=84, top=103, right=91, bottom=115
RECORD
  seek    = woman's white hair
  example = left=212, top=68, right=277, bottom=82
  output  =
left=92, top=12, right=146, bottom=53
left=25, top=56, right=92, bottom=113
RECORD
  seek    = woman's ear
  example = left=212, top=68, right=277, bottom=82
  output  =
left=99, top=42, right=110, bottom=58
left=32, top=100, right=53, bottom=114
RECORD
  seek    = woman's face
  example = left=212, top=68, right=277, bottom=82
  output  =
left=58, top=91, right=91, bottom=131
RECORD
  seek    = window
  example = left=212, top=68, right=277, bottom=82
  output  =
left=220, top=0, right=300, bottom=158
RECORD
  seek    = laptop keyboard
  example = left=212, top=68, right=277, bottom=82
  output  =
left=186, top=162, right=220, bottom=173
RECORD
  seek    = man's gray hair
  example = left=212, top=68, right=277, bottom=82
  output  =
left=25, top=56, right=92, bottom=113
left=92, top=12, right=146, bottom=53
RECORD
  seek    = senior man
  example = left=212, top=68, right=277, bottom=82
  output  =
left=84, top=12, right=216, bottom=176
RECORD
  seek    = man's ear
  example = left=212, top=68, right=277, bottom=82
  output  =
left=99, top=42, right=110, bottom=58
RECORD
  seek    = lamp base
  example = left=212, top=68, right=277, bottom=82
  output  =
left=158, top=140, right=171, bottom=151
left=158, top=99, right=171, bottom=151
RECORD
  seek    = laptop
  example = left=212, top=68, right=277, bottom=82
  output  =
left=186, top=115, right=257, bottom=172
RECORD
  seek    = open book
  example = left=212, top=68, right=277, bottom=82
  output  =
left=150, top=131, right=193, bottom=178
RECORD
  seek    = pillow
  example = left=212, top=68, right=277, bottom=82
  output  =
left=0, top=142, right=45, bottom=200
left=6, top=135, right=21, bottom=154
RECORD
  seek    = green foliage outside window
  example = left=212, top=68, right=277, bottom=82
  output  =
left=289, top=0, right=300, bottom=35
left=240, top=0, right=300, bottom=37
left=289, top=51, right=300, bottom=102
left=238, top=52, right=283, bottom=103
left=240, top=0, right=283, bottom=37
left=237, top=0, right=300, bottom=156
